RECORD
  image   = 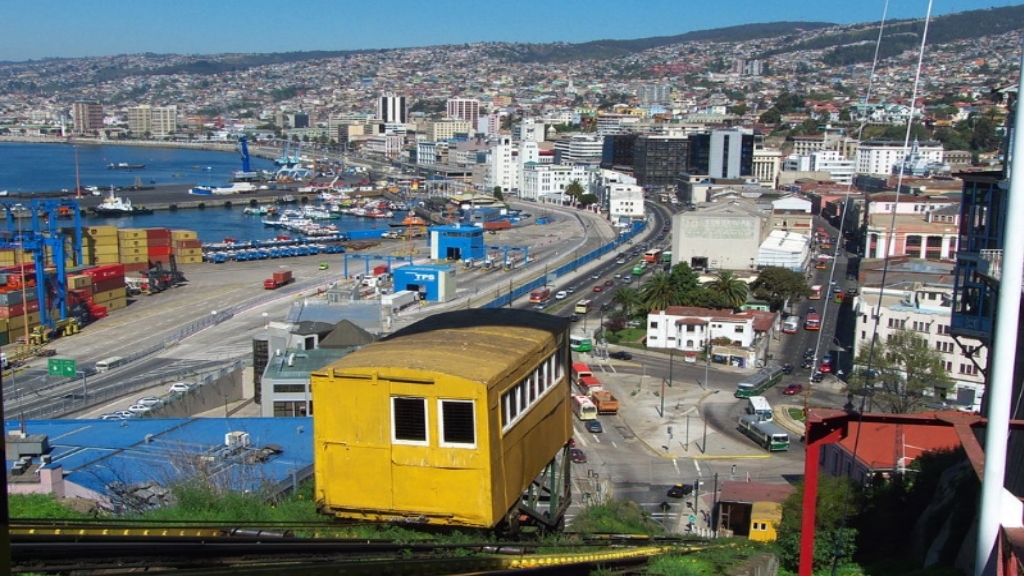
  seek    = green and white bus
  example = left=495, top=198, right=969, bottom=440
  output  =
left=734, top=366, right=786, bottom=398
left=570, top=335, right=594, bottom=353
left=738, top=415, right=791, bottom=451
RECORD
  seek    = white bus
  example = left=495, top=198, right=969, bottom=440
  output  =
left=95, top=356, right=125, bottom=373
left=782, top=316, right=799, bottom=334
left=571, top=395, right=598, bottom=421
left=746, top=396, right=773, bottom=422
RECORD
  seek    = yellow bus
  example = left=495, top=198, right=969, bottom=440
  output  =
left=574, top=299, right=593, bottom=314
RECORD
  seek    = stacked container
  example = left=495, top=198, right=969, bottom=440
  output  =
left=79, top=226, right=120, bottom=267
left=117, top=228, right=149, bottom=272
left=0, top=264, right=42, bottom=345
left=82, top=263, right=127, bottom=319
left=145, top=228, right=173, bottom=266
left=171, top=230, right=202, bottom=264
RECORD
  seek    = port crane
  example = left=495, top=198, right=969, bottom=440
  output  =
left=0, top=199, right=86, bottom=347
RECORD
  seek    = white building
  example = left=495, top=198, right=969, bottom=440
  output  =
left=376, top=92, right=407, bottom=124
left=757, top=230, right=811, bottom=271
left=553, top=134, right=603, bottom=165
left=856, top=140, right=943, bottom=176
left=487, top=136, right=517, bottom=194
left=646, top=306, right=776, bottom=369
left=126, top=104, right=177, bottom=138
left=853, top=283, right=986, bottom=410
left=752, top=147, right=783, bottom=188
left=672, top=200, right=770, bottom=272
left=515, top=118, right=547, bottom=143
left=363, top=134, right=404, bottom=158
left=520, top=163, right=592, bottom=202
left=607, top=182, right=645, bottom=225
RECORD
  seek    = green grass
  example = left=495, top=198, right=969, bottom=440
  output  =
left=787, top=408, right=805, bottom=422
left=9, top=494, right=95, bottom=520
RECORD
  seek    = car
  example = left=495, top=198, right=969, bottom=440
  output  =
left=801, top=358, right=814, bottom=369
left=555, top=290, right=568, bottom=300
left=616, top=258, right=626, bottom=264
left=662, top=225, right=670, bottom=232
left=533, top=302, right=548, bottom=310
left=781, top=363, right=794, bottom=374
left=168, top=382, right=193, bottom=393
left=803, top=348, right=815, bottom=359
left=846, top=288, right=858, bottom=296
left=656, top=234, right=664, bottom=241
left=114, top=410, right=137, bottom=419
left=100, top=413, right=126, bottom=420
left=568, top=437, right=576, bottom=447
left=591, top=273, right=601, bottom=280
left=609, top=351, right=633, bottom=360
left=614, top=273, right=622, bottom=279
left=585, top=420, right=603, bottom=433
left=604, top=279, right=614, bottom=287
left=782, top=383, right=804, bottom=395
left=592, top=285, right=603, bottom=293
left=566, top=286, right=577, bottom=294
left=319, top=262, right=329, bottom=270
left=570, top=448, right=588, bottom=464
left=598, top=303, right=610, bottom=312
left=127, top=404, right=153, bottom=414
left=569, top=314, right=580, bottom=322
left=811, top=371, right=825, bottom=383
left=136, top=396, right=163, bottom=407
left=807, top=307, right=817, bottom=315
left=622, top=277, right=632, bottom=284
left=667, top=483, right=694, bottom=498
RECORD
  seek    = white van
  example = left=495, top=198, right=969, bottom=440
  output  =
left=555, top=290, right=568, bottom=300
left=1, top=353, right=8, bottom=370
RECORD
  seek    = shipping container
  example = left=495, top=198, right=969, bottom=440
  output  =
left=264, top=269, right=294, bottom=289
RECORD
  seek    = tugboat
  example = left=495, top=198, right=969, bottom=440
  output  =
left=389, top=211, right=429, bottom=228
left=90, top=188, right=154, bottom=217
left=107, top=162, right=146, bottom=170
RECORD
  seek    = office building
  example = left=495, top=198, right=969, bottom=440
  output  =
left=127, top=105, right=177, bottom=138
left=446, top=98, right=480, bottom=125
left=376, top=92, right=407, bottom=124
left=633, top=135, right=690, bottom=187
left=689, top=129, right=755, bottom=180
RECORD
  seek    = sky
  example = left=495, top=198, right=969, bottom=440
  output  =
left=2, top=0, right=1021, bottom=62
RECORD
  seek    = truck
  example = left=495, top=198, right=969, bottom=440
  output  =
left=264, top=270, right=294, bottom=290
left=382, top=290, right=419, bottom=312
left=590, top=390, right=620, bottom=415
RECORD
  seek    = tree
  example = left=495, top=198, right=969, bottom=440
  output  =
left=612, top=287, right=642, bottom=317
left=668, top=262, right=700, bottom=296
left=639, top=273, right=679, bottom=313
left=564, top=179, right=585, bottom=203
left=758, top=108, right=781, bottom=125
left=705, top=271, right=748, bottom=309
left=846, top=330, right=954, bottom=413
left=578, top=193, right=599, bottom=206
left=749, top=267, right=812, bottom=311
left=492, top=186, right=504, bottom=201
left=775, top=475, right=860, bottom=573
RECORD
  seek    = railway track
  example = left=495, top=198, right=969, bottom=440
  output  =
left=11, top=521, right=716, bottom=575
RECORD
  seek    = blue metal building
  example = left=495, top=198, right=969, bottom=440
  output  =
left=392, top=264, right=456, bottom=302
left=428, top=225, right=485, bottom=262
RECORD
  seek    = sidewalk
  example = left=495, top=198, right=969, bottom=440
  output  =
left=592, top=362, right=768, bottom=460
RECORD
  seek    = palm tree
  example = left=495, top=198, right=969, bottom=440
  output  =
left=706, top=271, right=749, bottom=309
left=639, top=273, right=679, bottom=313
left=564, top=179, right=585, bottom=204
left=612, top=287, right=642, bottom=317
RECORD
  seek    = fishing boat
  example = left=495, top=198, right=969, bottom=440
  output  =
left=90, top=188, right=154, bottom=217
left=389, top=211, right=429, bottom=228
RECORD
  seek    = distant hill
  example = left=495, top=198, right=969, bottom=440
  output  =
left=760, top=4, right=1024, bottom=65
left=480, top=22, right=836, bottom=63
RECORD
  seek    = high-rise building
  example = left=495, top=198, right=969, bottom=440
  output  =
left=633, top=135, right=690, bottom=187
left=688, top=129, right=754, bottom=179
left=72, top=102, right=104, bottom=134
left=126, top=105, right=177, bottom=138
left=377, top=92, right=407, bottom=124
left=446, top=98, right=480, bottom=125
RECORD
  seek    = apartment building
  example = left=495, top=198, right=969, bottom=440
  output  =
left=856, top=140, right=943, bottom=176
left=71, top=102, right=104, bottom=134
left=446, top=97, right=480, bottom=125
left=519, top=162, right=591, bottom=202
left=865, top=194, right=960, bottom=259
left=376, top=92, right=407, bottom=124
left=126, top=104, right=177, bottom=138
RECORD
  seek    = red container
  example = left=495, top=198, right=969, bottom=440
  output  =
left=145, top=228, right=172, bottom=239
left=147, top=246, right=173, bottom=256
left=372, top=265, right=388, bottom=277
left=0, top=299, right=40, bottom=319
left=175, top=239, right=202, bottom=249
left=124, top=262, right=149, bottom=272
left=84, top=263, right=126, bottom=282
left=89, top=305, right=108, bottom=320
left=146, top=237, right=172, bottom=247
left=92, top=277, right=126, bottom=293
left=69, top=288, right=92, bottom=305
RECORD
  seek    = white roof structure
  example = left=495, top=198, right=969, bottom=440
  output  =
left=758, top=230, right=811, bottom=271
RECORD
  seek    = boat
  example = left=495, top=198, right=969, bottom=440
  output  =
left=389, top=211, right=429, bottom=227
left=189, top=182, right=258, bottom=195
left=90, top=188, right=154, bottom=217
left=107, top=162, right=146, bottom=170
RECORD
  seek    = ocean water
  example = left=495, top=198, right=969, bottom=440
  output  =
left=0, top=142, right=405, bottom=242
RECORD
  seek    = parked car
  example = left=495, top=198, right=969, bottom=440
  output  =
left=114, top=410, right=137, bottom=419
left=555, top=290, right=568, bottom=300
left=570, top=448, right=588, bottom=464
left=169, top=382, right=193, bottom=393
left=821, top=354, right=833, bottom=373
left=585, top=420, right=603, bottom=433
left=803, top=348, right=815, bottom=359
left=801, top=358, right=814, bottom=369
left=781, top=363, right=794, bottom=374
left=569, top=314, right=580, bottom=322
left=609, top=351, right=633, bottom=360
left=126, top=404, right=152, bottom=414
left=667, top=483, right=694, bottom=498
left=811, top=371, right=825, bottom=383
left=100, top=413, right=126, bottom=420
left=592, top=285, right=603, bottom=293
left=136, top=396, right=163, bottom=408
left=782, top=383, right=804, bottom=395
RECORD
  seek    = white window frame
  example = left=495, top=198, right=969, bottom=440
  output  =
left=391, top=396, right=429, bottom=446
left=437, top=399, right=476, bottom=449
